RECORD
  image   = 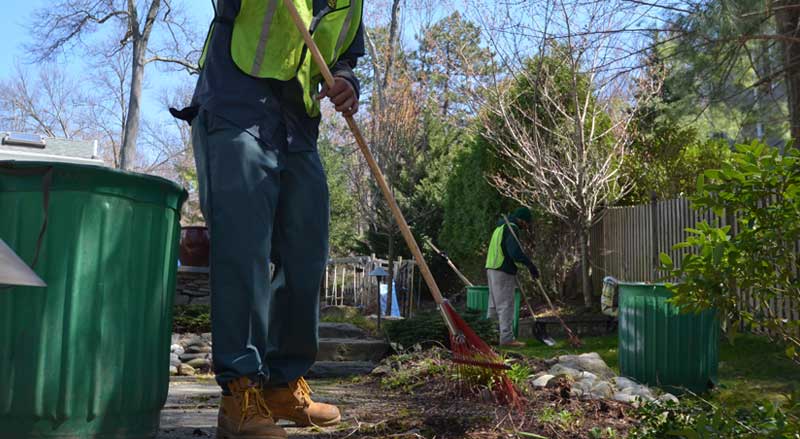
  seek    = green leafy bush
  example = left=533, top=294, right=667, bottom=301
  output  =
left=173, top=304, right=211, bottom=333
left=660, top=142, right=800, bottom=362
left=383, top=308, right=497, bottom=349
left=630, top=397, right=800, bottom=438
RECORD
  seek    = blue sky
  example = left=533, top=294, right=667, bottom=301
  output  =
left=0, top=1, right=442, bottom=141
left=0, top=1, right=214, bottom=123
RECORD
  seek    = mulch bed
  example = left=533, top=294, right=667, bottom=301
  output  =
left=351, top=348, right=639, bottom=438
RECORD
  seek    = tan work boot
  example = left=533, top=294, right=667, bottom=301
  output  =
left=218, top=376, right=287, bottom=439
left=263, top=377, right=341, bottom=427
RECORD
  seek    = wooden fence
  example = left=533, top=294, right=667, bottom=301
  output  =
left=590, top=197, right=799, bottom=327
left=322, top=255, right=419, bottom=316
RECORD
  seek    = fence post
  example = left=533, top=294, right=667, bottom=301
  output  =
left=651, top=191, right=659, bottom=280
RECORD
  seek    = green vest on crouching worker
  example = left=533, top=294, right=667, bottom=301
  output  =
left=199, top=0, right=363, bottom=117
left=485, top=223, right=518, bottom=270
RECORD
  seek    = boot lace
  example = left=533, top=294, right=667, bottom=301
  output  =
left=237, top=385, right=272, bottom=432
left=294, top=377, right=314, bottom=407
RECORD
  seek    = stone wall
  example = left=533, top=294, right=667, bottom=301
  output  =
left=175, top=271, right=210, bottom=305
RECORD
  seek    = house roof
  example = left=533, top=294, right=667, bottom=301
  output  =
left=0, top=132, right=99, bottom=159
left=0, top=132, right=104, bottom=166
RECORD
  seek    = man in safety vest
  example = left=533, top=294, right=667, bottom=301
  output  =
left=171, top=1, right=363, bottom=437
left=484, top=207, right=540, bottom=347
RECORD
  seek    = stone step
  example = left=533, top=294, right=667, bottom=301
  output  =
left=317, top=338, right=389, bottom=362
left=318, top=322, right=367, bottom=339
left=306, top=361, right=377, bottom=378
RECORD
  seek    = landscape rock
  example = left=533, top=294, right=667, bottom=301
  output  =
left=170, top=353, right=181, bottom=367
left=169, top=365, right=178, bottom=376
left=185, top=345, right=212, bottom=354
left=578, top=371, right=598, bottom=381
left=543, top=357, right=559, bottom=367
left=178, top=363, right=196, bottom=376
left=170, top=344, right=185, bottom=356
left=182, top=335, right=205, bottom=348
left=187, top=358, right=212, bottom=370
left=548, top=364, right=581, bottom=380
left=557, top=352, right=615, bottom=379
left=613, top=392, right=639, bottom=404
left=532, top=374, right=555, bottom=388
left=624, top=385, right=654, bottom=401
left=613, top=376, right=638, bottom=390
left=572, top=378, right=595, bottom=395
left=589, top=381, right=614, bottom=399
left=179, top=353, right=208, bottom=362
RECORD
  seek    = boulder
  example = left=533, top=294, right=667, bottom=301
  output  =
left=179, top=363, right=196, bottom=376
left=613, top=392, right=639, bottom=404
left=187, top=358, right=212, bottom=370
left=548, top=364, right=581, bottom=380
left=612, top=376, right=638, bottom=390
left=170, top=344, right=185, bottom=356
left=181, top=334, right=205, bottom=348
left=185, top=345, right=212, bottom=354
left=589, top=381, right=614, bottom=400
left=556, top=352, right=615, bottom=379
left=532, top=374, right=555, bottom=388
left=179, top=352, right=208, bottom=362
left=578, top=371, right=598, bottom=382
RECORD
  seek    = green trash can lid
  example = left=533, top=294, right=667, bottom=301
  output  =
left=0, top=160, right=188, bottom=211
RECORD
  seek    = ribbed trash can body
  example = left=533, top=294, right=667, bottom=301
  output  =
left=618, top=282, right=719, bottom=393
left=466, top=285, right=521, bottom=337
left=0, top=161, right=186, bottom=438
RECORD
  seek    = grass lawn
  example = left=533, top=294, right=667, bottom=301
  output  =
left=502, top=333, right=800, bottom=409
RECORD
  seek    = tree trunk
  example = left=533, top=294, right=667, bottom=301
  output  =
left=776, top=1, right=800, bottom=146
left=579, top=227, right=592, bottom=309
left=120, top=40, right=146, bottom=170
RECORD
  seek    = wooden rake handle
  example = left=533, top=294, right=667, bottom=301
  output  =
left=282, top=0, right=445, bottom=305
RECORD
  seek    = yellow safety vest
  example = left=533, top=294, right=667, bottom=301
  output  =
left=485, top=224, right=517, bottom=269
left=200, top=0, right=363, bottom=117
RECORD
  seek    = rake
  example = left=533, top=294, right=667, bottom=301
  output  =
left=282, top=0, right=520, bottom=405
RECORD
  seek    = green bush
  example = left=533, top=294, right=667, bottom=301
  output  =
left=660, top=142, right=800, bottom=362
left=630, top=396, right=800, bottom=438
left=173, top=304, right=211, bottom=333
left=383, top=308, right=497, bottom=349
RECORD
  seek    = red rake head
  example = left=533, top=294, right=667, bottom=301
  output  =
left=439, top=301, right=522, bottom=407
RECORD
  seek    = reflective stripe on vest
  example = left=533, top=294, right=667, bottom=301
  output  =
left=485, top=225, right=506, bottom=270
left=250, top=0, right=281, bottom=76
left=199, top=0, right=363, bottom=117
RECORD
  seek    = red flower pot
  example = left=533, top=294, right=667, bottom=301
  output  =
left=179, top=226, right=210, bottom=267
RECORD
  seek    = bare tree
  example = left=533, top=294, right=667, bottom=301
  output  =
left=0, top=64, right=92, bottom=139
left=28, top=0, right=201, bottom=169
left=476, top=0, right=659, bottom=308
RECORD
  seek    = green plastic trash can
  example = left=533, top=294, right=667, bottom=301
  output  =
left=466, top=285, right=521, bottom=337
left=618, top=282, right=719, bottom=393
left=0, top=161, right=187, bottom=438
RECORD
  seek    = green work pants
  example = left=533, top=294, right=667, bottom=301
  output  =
left=191, top=109, right=329, bottom=389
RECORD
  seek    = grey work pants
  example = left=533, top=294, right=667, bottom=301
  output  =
left=486, top=269, right=517, bottom=344
left=191, top=109, right=329, bottom=389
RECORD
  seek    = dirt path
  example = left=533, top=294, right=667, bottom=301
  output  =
left=159, top=376, right=425, bottom=439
